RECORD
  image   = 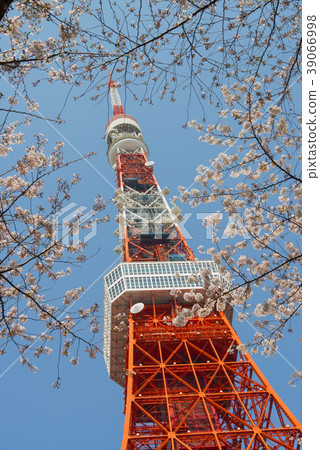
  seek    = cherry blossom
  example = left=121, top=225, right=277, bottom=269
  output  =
left=0, top=0, right=301, bottom=384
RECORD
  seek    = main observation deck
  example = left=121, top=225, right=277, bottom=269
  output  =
left=103, top=260, right=232, bottom=386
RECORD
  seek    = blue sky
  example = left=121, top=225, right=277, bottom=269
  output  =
left=0, top=70, right=302, bottom=449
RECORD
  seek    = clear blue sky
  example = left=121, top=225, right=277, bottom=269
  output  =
left=0, top=69, right=302, bottom=449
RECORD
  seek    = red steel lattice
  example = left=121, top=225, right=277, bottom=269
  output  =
left=121, top=299, right=301, bottom=450
left=117, top=153, right=194, bottom=263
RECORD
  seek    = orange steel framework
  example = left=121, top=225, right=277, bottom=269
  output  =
left=121, top=298, right=301, bottom=449
left=103, top=74, right=302, bottom=449
left=117, top=152, right=194, bottom=263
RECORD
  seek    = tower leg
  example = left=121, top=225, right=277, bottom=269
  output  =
left=121, top=303, right=301, bottom=450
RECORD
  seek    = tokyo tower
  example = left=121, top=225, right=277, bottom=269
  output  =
left=102, top=75, right=302, bottom=449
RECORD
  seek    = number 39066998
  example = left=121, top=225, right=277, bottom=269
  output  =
left=307, top=15, right=317, bottom=75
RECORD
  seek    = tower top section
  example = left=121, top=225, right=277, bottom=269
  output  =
left=108, top=71, right=125, bottom=116
left=105, top=73, right=149, bottom=168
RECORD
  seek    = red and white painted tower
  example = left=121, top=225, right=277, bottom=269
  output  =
left=103, top=75, right=302, bottom=449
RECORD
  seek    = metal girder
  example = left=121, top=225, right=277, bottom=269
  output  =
left=116, top=153, right=194, bottom=262
left=120, top=300, right=301, bottom=450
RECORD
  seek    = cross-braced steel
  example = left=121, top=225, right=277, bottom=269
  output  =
left=121, top=299, right=301, bottom=450
left=116, top=153, right=194, bottom=263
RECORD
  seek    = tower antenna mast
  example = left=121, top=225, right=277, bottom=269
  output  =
left=108, top=70, right=124, bottom=116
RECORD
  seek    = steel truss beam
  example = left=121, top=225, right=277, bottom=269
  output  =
left=116, top=153, right=194, bottom=262
left=121, top=300, right=301, bottom=450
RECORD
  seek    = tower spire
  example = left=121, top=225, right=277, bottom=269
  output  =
left=108, top=71, right=125, bottom=116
